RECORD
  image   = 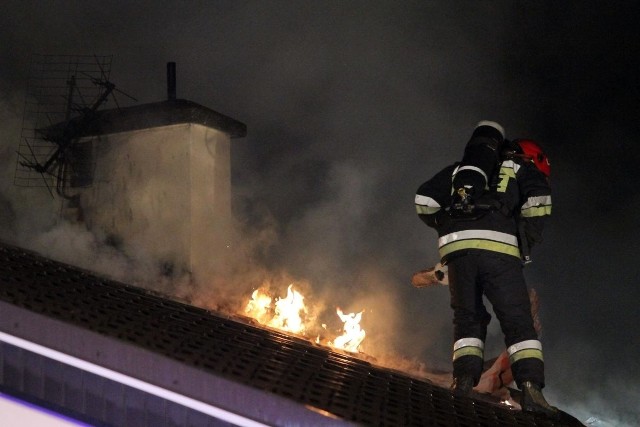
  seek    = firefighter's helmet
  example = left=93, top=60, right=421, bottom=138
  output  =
left=515, top=139, right=550, bottom=177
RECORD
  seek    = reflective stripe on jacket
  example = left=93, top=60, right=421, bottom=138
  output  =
left=416, top=158, right=551, bottom=262
left=438, top=230, right=520, bottom=259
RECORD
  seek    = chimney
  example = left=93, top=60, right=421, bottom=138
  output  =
left=65, top=64, right=246, bottom=287
left=167, top=62, right=176, bottom=101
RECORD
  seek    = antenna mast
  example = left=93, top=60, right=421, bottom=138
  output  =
left=14, top=54, right=136, bottom=198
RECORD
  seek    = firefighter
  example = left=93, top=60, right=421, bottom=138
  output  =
left=415, top=122, right=557, bottom=416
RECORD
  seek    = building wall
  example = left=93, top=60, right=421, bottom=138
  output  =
left=76, top=123, right=232, bottom=284
left=190, top=124, right=233, bottom=284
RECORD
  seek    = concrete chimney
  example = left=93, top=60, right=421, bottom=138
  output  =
left=66, top=89, right=246, bottom=286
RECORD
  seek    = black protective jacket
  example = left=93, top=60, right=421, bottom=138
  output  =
left=415, top=157, right=551, bottom=264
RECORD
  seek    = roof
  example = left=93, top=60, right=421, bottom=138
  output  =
left=0, top=241, right=582, bottom=426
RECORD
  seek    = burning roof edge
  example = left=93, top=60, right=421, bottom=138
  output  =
left=0, top=242, right=351, bottom=426
left=51, top=99, right=247, bottom=140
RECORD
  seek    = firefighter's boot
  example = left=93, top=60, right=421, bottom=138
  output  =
left=520, top=381, right=559, bottom=417
left=451, top=376, right=474, bottom=397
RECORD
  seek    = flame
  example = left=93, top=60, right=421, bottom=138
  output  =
left=244, top=288, right=273, bottom=324
left=244, top=284, right=308, bottom=334
left=331, top=308, right=366, bottom=353
left=267, top=284, right=307, bottom=334
left=243, top=283, right=366, bottom=353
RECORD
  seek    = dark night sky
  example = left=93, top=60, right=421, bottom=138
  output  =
left=1, top=2, right=639, bottom=425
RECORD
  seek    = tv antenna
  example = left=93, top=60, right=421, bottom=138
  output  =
left=14, top=54, right=137, bottom=198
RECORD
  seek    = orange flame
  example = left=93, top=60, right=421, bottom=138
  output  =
left=243, top=284, right=366, bottom=353
left=267, top=284, right=307, bottom=334
left=244, top=284, right=308, bottom=335
left=244, top=288, right=273, bottom=324
left=331, top=308, right=366, bottom=353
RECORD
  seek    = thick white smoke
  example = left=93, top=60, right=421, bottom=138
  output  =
left=2, top=3, right=639, bottom=423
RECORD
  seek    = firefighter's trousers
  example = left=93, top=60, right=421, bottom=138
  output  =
left=448, top=251, right=545, bottom=388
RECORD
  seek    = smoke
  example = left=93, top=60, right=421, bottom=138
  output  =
left=548, top=367, right=640, bottom=426
left=0, top=91, right=59, bottom=245
left=0, top=95, right=187, bottom=294
left=0, top=0, right=516, bottom=373
left=2, top=2, right=639, bottom=424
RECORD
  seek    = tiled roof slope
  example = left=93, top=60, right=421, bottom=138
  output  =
left=0, top=242, right=582, bottom=426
